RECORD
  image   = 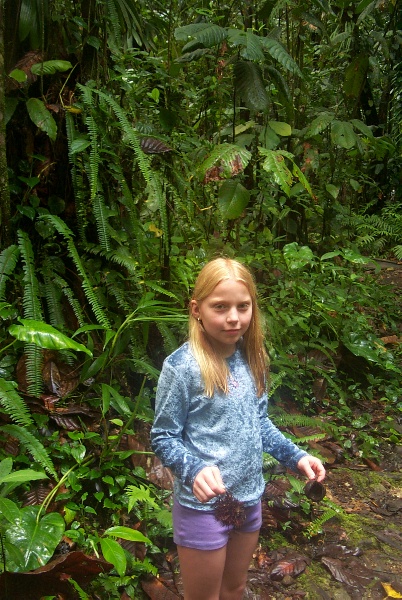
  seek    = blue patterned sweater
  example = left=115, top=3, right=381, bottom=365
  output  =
left=150, top=342, right=307, bottom=510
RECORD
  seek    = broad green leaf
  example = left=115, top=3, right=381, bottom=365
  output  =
left=6, top=507, right=65, bottom=571
left=218, top=180, right=250, bottom=220
left=5, top=97, right=19, bottom=124
left=320, top=251, right=341, bottom=261
left=9, top=320, right=93, bottom=356
left=0, top=457, right=12, bottom=479
left=268, top=121, right=292, bottom=136
left=331, top=120, right=357, bottom=149
left=342, top=333, right=389, bottom=366
left=0, top=470, right=48, bottom=485
left=70, top=138, right=91, bottom=154
left=104, top=526, right=151, bottom=544
left=283, top=243, right=314, bottom=270
left=305, top=112, right=334, bottom=137
left=26, top=98, right=57, bottom=142
left=31, top=60, right=72, bottom=76
left=326, top=184, right=340, bottom=199
left=344, top=53, right=369, bottom=98
left=99, top=538, right=126, bottom=577
left=350, top=119, right=374, bottom=138
left=342, top=249, right=370, bottom=264
left=0, top=499, right=20, bottom=523
left=9, top=69, right=27, bottom=83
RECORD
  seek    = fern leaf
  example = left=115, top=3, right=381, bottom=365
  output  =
left=0, top=424, right=58, bottom=480
left=0, top=245, right=20, bottom=301
left=234, top=60, right=269, bottom=112
left=85, top=114, right=101, bottom=202
left=17, top=231, right=42, bottom=321
left=156, top=322, right=179, bottom=355
left=41, top=215, right=111, bottom=329
left=18, top=231, right=44, bottom=396
left=93, top=194, right=112, bottom=252
left=53, top=274, right=86, bottom=327
left=0, top=378, right=33, bottom=427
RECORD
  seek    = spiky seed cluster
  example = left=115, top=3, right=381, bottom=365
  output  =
left=214, top=492, right=247, bottom=528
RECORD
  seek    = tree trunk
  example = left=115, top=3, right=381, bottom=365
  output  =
left=0, top=0, right=11, bottom=248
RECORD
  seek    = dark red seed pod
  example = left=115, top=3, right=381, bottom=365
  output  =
left=214, top=492, right=247, bottom=528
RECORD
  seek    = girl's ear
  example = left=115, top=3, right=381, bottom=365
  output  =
left=190, top=299, right=200, bottom=319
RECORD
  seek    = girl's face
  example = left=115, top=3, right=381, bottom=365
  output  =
left=191, top=279, right=253, bottom=357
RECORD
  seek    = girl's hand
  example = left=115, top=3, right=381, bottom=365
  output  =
left=193, top=466, right=226, bottom=503
left=297, top=455, right=326, bottom=482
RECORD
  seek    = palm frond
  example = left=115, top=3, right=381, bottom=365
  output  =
left=175, top=23, right=227, bottom=48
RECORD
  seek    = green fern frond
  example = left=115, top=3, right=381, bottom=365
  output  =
left=129, top=357, right=160, bottom=381
left=0, top=424, right=58, bottom=480
left=106, top=283, right=132, bottom=312
left=393, top=244, right=402, bottom=260
left=53, top=274, right=86, bottom=327
left=42, top=260, right=66, bottom=330
left=41, top=215, right=111, bottom=329
left=93, top=194, right=112, bottom=252
left=234, top=60, right=269, bottom=112
left=18, top=231, right=42, bottom=321
left=24, top=343, right=43, bottom=397
left=0, top=245, right=20, bottom=302
left=156, top=322, right=179, bottom=356
left=65, top=113, right=88, bottom=242
left=80, top=85, right=153, bottom=185
left=104, top=246, right=140, bottom=277
left=269, top=408, right=324, bottom=430
left=18, top=231, right=44, bottom=396
left=106, top=0, right=122, bottom=44
left=0, top=378, right=33, bottom=427
left=143, top=280, right=179, bottom=300
left=305, top=505, right=339, bottom=538
left=85, top=114, right=101, bottom=202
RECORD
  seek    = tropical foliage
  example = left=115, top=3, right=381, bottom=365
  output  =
left=0, top=0, right=400, bottom=597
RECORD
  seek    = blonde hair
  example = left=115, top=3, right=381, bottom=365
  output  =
left=189, top=258, right=268, bottom=397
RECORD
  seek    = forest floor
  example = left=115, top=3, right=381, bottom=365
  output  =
left=142, top=260, right=402, bottom=600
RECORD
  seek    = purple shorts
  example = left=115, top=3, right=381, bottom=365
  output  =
left=172, top=499, right=262, bottom=550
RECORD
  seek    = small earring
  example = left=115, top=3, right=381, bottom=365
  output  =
left=197, top=318, right=201, bottom=322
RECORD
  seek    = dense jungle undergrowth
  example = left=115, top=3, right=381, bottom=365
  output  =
left=0, top=0, right=401, bottom=598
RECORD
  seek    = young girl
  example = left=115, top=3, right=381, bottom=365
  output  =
left=151, top=258, right=325, bottom=600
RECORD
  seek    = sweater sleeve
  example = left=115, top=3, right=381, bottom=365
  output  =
left=258, top=392, right=307, bottom=472
left=150, top=360, right=208, bottom=486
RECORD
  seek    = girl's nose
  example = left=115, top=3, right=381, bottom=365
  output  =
left=227, top=308, right=239, bottom=322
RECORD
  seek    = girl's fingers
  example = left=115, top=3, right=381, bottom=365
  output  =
left=193, top=466, right=226, bottom=502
